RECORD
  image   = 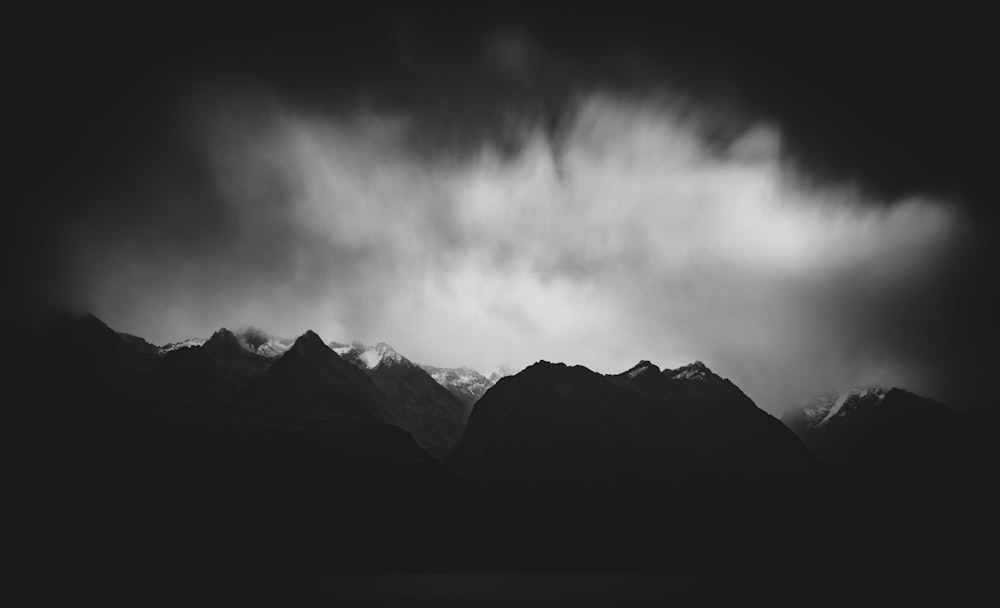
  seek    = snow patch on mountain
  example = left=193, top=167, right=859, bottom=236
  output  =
left=626, top=360, right=658, bottom=379
left=328, top=341, right=354, bottom=356
left=158, top=337, right=207, bottom=355
left=420, top=364, right=494, bottom=404
left=327, top=340, right=410, bottom=370
left=253, top=339, right=294, bottom=358
left=157, top=328, right=293, bottom=358
left=667, top=361, right=712, bottom=381
left=817, top=385, right=885, bottom=426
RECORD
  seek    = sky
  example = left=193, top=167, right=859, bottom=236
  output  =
left=8, top=6, right=997, bottom=414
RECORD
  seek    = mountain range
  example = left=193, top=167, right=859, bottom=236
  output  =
left=11, top=311, right=993, bottom=587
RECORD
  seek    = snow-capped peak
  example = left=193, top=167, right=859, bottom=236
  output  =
left=158, top=328, right=293, bottom=358
left=157, top=337, right=207, bottom=355
left=233, top=327, right=294, bottom=358
left=372, top=342, right=405, bottom=366
left=419, top=364, right=494, bottom=405
left=816, top=384, right=885, bottom=426
left=667, top=361, right=712, bottom=381
left=327, top=340, right=410, bottom=369
left=626, top=360, right=659, bottom=379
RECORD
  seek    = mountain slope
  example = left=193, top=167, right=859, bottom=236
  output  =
left=39, top=313, right=160, bottom=387
left=238, top=331, right=389, bottom=425
left=13, top=316, right=490, bottom=587
left=782, top=386, right=968, bottom=478
left=329, top=341, right=471, bottom=458
left=138, top=328, right=285, bottom=406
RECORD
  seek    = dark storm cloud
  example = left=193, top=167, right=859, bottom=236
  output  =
left=8, top=5, right=997, bottom=412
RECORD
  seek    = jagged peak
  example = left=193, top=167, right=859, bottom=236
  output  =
left=157, top=336, right=207, bottom=354
left=292, top=329, right=326, bottom=350
left=523, top=360, right=565, bottom=372
left=326, top=339, right=410, bottom=369
left=624, top=360, right=660, bottom=379
left=814, top=384, right=887, bottom=426
left=848, top=384, right=886, bottom=398
left=530, top=360, right=554, bottom=367
left=666, top=360, right=713, bottom=381
left=371, top=342, right=408, bottom=367
left=204, top=328, right=248, bottom=353
left=373, top=341, right=399, bottom=355
left=210, top=327, right=236, bottom=340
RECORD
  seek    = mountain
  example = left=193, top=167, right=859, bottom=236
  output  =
left=13, top=312, right=992, bottom=584
left=146, top=342, right=239, bottom=402
left=238, top=330, right=390, bottom=426
left=329, top=341, right=471, bottom=458
left=157, top=327, right=292, bottom=358
left=35, top=313, right=160, bottom=390
left=329, top=340, right=407, bottom=369
left=13, top=317, right=488, bottom=591
left=419, top=364, right=494, bottom=407
left=200, top=328, right=273, bottom=375
left=231, top=327, right=294, bottom=358
left=117, top=332, right=160, bottom=355
left=141, top=328, right=282, bottom=404
left=447, top=359, right=821, bottom=504
left=157, top=337, right=208, bottom=355
left=418, top=363, right=521, bottom=408
left=782, top=385, right=968, bottom=477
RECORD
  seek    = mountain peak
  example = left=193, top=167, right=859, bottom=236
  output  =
left=625, top=360, right=660, bottom=379
left=204, top=328, right=246, bottom=353
left=786, top=384, right=888, bottom=432
left=293, top=330, right=326, bottom=351
left=157, top=336, right=207, bottom=355
left=210, top=327, right=237, bottom=341
left=327, top=340, right=410, bottom=369
left=666, top=360, right=713, bottom=381
left=374, top=341, right=399, bottom=356
left=815, top=384, right=886, bottom=426
left=302, top=329, right=322, bottom=341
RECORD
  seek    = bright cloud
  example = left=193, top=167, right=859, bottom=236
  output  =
left=77, top=91, right=970, bottom=412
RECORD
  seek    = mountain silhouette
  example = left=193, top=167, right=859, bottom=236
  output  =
left=447, top=359, right=821, bottom=504
left=238, top=330, right=388, bottom=425
left=783, top=386, right=972, bottom=481
left=11, top=311, right=993, bottom=590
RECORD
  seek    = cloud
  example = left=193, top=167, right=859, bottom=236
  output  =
left=66, top=89, right=982, bottom=413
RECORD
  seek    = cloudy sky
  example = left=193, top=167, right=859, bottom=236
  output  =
left=9, top=6, right=997, bottom=414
